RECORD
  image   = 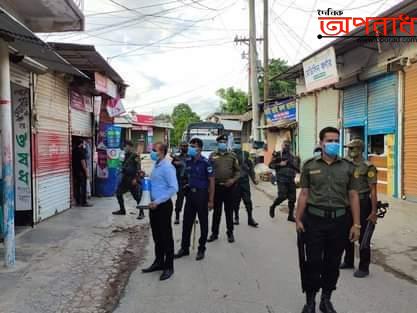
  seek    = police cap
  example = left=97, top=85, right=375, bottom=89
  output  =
left=216, top=134, right=228, bottom=142
left=345, top=138, right=364, bottom=149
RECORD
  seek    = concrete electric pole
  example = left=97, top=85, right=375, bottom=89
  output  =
left=249, top=0, right=261, bottom=141
left=263, top=0, right=269, bottom=105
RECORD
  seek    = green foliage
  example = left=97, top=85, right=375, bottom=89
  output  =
left=216, top=87, right=248, bottom=114
left=171, top=103, right=201, bottom=145
left=259, top=58, right=295, bottom=99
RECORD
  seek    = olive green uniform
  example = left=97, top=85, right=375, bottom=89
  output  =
left=209, top=151, right=240, bottom=237
left=116, top=152, right=141, bottom=213
left=342, top=160, right=377, bottom=271
left=300, top=155, right=360, bottom=293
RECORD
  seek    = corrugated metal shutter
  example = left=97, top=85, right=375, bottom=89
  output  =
left=10, top=64, right=30, bottom=88
left=404, top=65, right=417, bottom=200
left=34, top=72, right=70, bottom=222
left=368, top=73, right=397, bottom=135
left=317, top=88, right=339, bottom=131
left=71, top=108, right=93, bottom=137
left=298, top=95, right=316, bottom=162
left=343, top=83, right=366, bottom=127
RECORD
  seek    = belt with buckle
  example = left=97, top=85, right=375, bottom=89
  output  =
left=308, top=206, right=346, bottom=219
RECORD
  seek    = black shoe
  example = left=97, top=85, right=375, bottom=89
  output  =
left=227, top=233, right=235, bottom=243
left=160, top=269, right=174, bottom=281
left=207, top=234, right=218, bottom=242
left=81, top=202, right=93, bottom=207
left=319, top=296, right=337, bottom=313
left=174, top=248, right=190, bottom=259
left=112, top=210, right=126, bottom=215
left=196, top=250, right=205, bottom=261
left=302, top=303, right=316, bottom=313
left=137, top=210, right=145, bottom=220
left=174, top=218, right=180, bottom=225
left=287, top=215, right=296, bottom=223
left=354, top=269, right=369, bottom=278
left=142, top=262, right=163, bottom=273
left=248, top=218, right=259, bottom=227
left=269, top=206, right=275, bottom=218
left=234, top=218, right=240, bottom=225
left=340, top=262, right=354, bottom=270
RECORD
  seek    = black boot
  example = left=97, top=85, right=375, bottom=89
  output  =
left=247, top=207, right=258, bottom=227
left=137, top=209, right=145, bottom=220
left=288, top=207, right=295, bottom=222
left=301, top=292, right=316, bottom=313
left=112, top=209, right=126, bottom=215
left=174, top=213, right=180, bottom=225
left=319, top=291, right=337, bottom=313
left=234, top=215, right=240, bottom=225
left=269, top=205, right=275, bottom=218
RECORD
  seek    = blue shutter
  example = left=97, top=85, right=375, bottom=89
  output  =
left=368, top=73, right=397, bottom=135
left=343, top=83, right=366, bottom=127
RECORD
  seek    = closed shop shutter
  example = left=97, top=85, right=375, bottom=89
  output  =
left=298, top=95, right=316, bottom=162
left=404, top=65, right=417, bottom=200
left=71, top=108, right=93, bottom=137
left=343, top=83, right=366, bottom=127
left=317, top=88, right=339, bottom=132
left=368, top=73, right=397, bottom=135
left=34, top=72, right=70, bottom=222
left=10, top=64, right=30, bottom=88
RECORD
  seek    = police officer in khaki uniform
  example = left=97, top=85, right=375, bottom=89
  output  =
left=340, top=139, right=378, bottom=278
left=208, top=134, right=240, bottom=243
left=295, top=127, right=361, bottom=313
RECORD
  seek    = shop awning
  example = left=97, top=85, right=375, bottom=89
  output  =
left=222, top=119, right=242, bottom=131
left=259, top=120, right=297, bottom=129
left=0, top=8, right=86, bottom=77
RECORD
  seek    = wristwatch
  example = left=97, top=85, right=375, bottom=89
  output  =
left=353, top=224, right=362, bottom=229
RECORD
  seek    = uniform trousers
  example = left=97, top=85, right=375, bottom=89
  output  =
left=181, top=189, right=209, bottom=252
left=116, top=175, right=140, bottom=212
left=272, top=180, right=297, bottom=212
left=149, top=200, right=174, bottom=270
left=212, top=184, right=237, bottom=236
left=302, top=210, right=350, bottom=293
left=343, top=197, right=372, bottom=271
left=233, top=180, right=254, bottom=218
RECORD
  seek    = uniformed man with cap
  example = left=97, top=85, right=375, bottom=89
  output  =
left=207, top=134, right=240, bottom=243
left=174, top=137, right=215, bottom=261
left=113, top=140, right=142, bottom=216
left=232, top=148, right=259, bottom=227
left=340, top=138, right=378, bottom=278
left=295, top=127, right=361, bottom=313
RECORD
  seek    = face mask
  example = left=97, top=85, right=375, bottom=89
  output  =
left=324, top=142, right=340, bottom=157
left=150, top=151, right=159, bottom=161
left=348, top=149, right=360, bottom=158
left=187, top=147, right=197, bottom=158
left=218, top=143, right=227, bottom=152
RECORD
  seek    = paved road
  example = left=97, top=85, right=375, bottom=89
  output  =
left=115, top=187, right=417, bottom=313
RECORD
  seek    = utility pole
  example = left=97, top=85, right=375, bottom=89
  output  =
left=263, top=0, right=269, bottom=105
left=0, top=37, right=16, bottom=268
left=249, top=0, right=261, bottom=141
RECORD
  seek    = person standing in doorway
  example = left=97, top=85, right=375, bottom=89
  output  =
left=295, top=127, right=361, bottom=313
left=112, top=140, right=142, bottom=216
left=207, top=134, right=240, bottom=243
left=269, top=140, right=300, bottom=222
left=340, top=139, right=378, bottom=278
left=72, top=139, right=92, bottom=207
left=233, top=148, right=259, bottom=227
left=175, top=138, right=215, bottom=261
left=142, top=142, right=178, bottom=281
left=172, top=142, right=189, bottom=224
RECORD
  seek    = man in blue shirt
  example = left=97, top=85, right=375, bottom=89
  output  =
left=141, top=142, right=178, bottom=281
left=174, top=138, right=215, bottom=261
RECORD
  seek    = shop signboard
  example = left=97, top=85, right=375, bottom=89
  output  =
left=265, top=99, right=296, bottom=126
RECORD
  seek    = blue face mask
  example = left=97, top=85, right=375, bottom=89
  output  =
left=218, top=143, right=227, bottom=152
left=150, top=150, right=159, bottom=161
left=187, top=147, right=198, bottom=158
left=324, top=142, right=340, bottom=157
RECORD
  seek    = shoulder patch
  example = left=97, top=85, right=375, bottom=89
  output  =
left=368, top=171, right=376, bottom=178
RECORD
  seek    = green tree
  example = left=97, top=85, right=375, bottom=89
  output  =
left=216, top=87, right=248, bottom=114
left=258, top=58, right=295, bottom=99
left=171, top=103, right=201, bottom=145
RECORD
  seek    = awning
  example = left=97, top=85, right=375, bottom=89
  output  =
left=0, top=8, right=86, bottom=78
left=259, top=120, right=297, bottom=129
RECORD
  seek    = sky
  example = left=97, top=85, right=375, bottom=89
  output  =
left=43, top=0, right=402, bottom=118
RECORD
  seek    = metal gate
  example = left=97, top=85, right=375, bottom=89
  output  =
left=34, top=72, right=70, bottom=222
left=343, top=83, right=367, bottom=128
left=404, top=65, right=417, bottom=201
